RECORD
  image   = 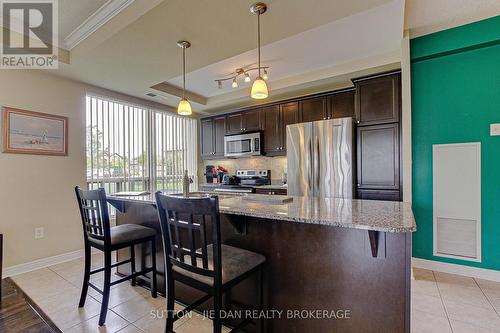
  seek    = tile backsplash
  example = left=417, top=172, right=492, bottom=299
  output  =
left=199, top=156, right=287, bottom=184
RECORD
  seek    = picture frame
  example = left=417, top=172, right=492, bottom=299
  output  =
left=2, top=106, right=68, bottom=156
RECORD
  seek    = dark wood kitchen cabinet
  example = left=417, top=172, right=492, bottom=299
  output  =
left=280, top=102, right=299, bottom=152
left=200, top=115, right=226, bottom=159
left=329, top=89, right=355, bottom=119
left=357, top=123, right=400, bottom=191
left=354, top=72, right=400, bottom=125
left=261, top=102, right=298, bottom=156
left=298, top=90, right=354, bottom=123
left=226, top=108, right=261, bottom=134
left=353, top=71, right=402, bottom=201
left=261, top=105, right=280, bottom=155
left=226, top=113, right=243, bottom=134
left=299, top=97, right=327, bottom=122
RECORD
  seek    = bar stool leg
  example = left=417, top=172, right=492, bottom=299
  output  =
left=257, top=267, right=265, bottom=333
left=130, top=245, right=136, bottom=286
left=99, top=251, right=112, bottom=326
left=165, top=268, right=175, bottom=333
left=151, top=238, right=157, bottom=298
left=213, top=287, right=222, bottom=333
left=78, top=244, right=91, bottom=307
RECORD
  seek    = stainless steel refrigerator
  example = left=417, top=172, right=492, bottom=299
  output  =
left=286, top=117, right=354, bottom=198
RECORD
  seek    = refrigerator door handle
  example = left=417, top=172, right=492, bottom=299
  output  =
left=316, top=135, right=321, bottom=191
left=308, top=137, right=313, bottom=194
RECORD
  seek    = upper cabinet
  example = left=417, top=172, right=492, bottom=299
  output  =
left=280, top=102, right=298, bottom=152
left=200, top=116, right=226, bottom=159
left=298, top=91, right=355, bottom=123
left=329, top=89, right=355, bottom=119
left=200, top=118, right=214, bottom=159
left=226, top=113, right=244, bottom=134
left=226, top=108, right=261, bottom=134
left=299, top=97, right=327, bottom=122
left=261, top=102, right=298, bottom=156
left=261, top=105, right=280, bottom=155
left=354, top=72, right=400, bottom=126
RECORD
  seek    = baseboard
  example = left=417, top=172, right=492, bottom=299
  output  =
left=3, top=248, right=100, bottom=278
left=412, top=257, right=500, bottom=282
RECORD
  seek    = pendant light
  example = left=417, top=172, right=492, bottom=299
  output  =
left=250, top=3, right=269, bottom=100
left=177, top=40, right=192, bottom=116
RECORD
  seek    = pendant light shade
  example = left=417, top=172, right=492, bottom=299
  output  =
left=177, top=40, right=192, bottom=116
left=251, top=77, right=268, bottom=99
left=177, top=98, right=192, bottom=115
left=250, top=3, right=268, bottom=100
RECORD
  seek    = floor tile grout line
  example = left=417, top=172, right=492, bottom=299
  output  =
left=129, top=322, right=147, bottom=332
left=433, top=270, right=455, bottom=333
left=473, top=277, right=500, bottom=319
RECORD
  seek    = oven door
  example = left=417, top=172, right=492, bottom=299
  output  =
left=224, top=133, right=261, bottom=157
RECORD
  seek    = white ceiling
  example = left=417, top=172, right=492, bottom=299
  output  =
left=58, top=0, right=108, bottom=40
left=406, top=0, right=500, bottom=37
left=166, top=0, right=403, bottom=99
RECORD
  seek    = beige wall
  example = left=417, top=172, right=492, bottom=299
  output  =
left=0, top=70, right=182, bottom=269
left=0, top=70, right=87, bottom=267
left=199, top=156, right=287, bottom=185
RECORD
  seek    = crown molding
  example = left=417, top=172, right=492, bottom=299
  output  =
left=64, top=0, right=135, bottom=50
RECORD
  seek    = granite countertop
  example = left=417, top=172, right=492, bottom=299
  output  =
left=108, top=192, right=416, bottom=233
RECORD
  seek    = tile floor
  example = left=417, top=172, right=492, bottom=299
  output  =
left=9, top=254, right=500, bottom=332
left=412, top=267, right=500, bottom=333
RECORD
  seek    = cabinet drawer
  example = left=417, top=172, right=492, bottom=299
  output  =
left=356, top=189, right=400, bottom=201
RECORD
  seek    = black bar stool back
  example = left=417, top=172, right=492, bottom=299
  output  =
left=75, top=186, right=158, bottom=326
left=156, top=192, right=266, bottom=333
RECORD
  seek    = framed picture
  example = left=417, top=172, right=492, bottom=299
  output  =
left=2, top=107, right=68, bottom=156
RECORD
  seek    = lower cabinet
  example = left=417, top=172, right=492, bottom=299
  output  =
left=357, top=123, right=400, bottom=191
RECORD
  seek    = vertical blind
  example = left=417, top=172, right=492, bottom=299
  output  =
left=86, top=94, right=198, bottom=194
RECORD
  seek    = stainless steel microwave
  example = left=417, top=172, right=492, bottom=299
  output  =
left=224, top=132, right=261, bottom=158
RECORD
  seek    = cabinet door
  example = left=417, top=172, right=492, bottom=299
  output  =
left=213, top=116, right=226, bottom=158
left=357, top=123, right=400, bottom=190
left=355, top=73, right=400, bottom=125
left=261, top=105, right=281, bottom=155
left=243, top=108, right=261, bottom=132
left=299, top=97, right=327, bottom=122
left=200, top=118, right=214, bottom=158
left=329, top=90, right=355, bottom=119
left=226, top=113, right=244, bottom=134
left=280, top=102, right=299, bottom=152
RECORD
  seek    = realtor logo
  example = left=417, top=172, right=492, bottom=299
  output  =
left=1, top=0, right=58, bottom=69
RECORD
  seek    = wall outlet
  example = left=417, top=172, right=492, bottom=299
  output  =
left=35, top=227, right=44, bottom=239
left=491, top=124, right=500, bottom=136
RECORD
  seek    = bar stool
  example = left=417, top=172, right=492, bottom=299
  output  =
left=155, top=192, right=266, bottom=333
left=75, top=187, right=158, bottom=326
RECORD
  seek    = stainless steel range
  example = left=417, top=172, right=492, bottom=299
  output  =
left=214, top=169, right=270, bottom=194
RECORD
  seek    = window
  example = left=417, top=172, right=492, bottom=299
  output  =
left=86, top=94, right=198, bottom=194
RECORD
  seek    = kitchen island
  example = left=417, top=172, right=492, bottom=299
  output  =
left=108, top=193, right=415, bottom=333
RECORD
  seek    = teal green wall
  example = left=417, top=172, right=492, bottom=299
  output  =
left=411, top=16, right=500, bottom=269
